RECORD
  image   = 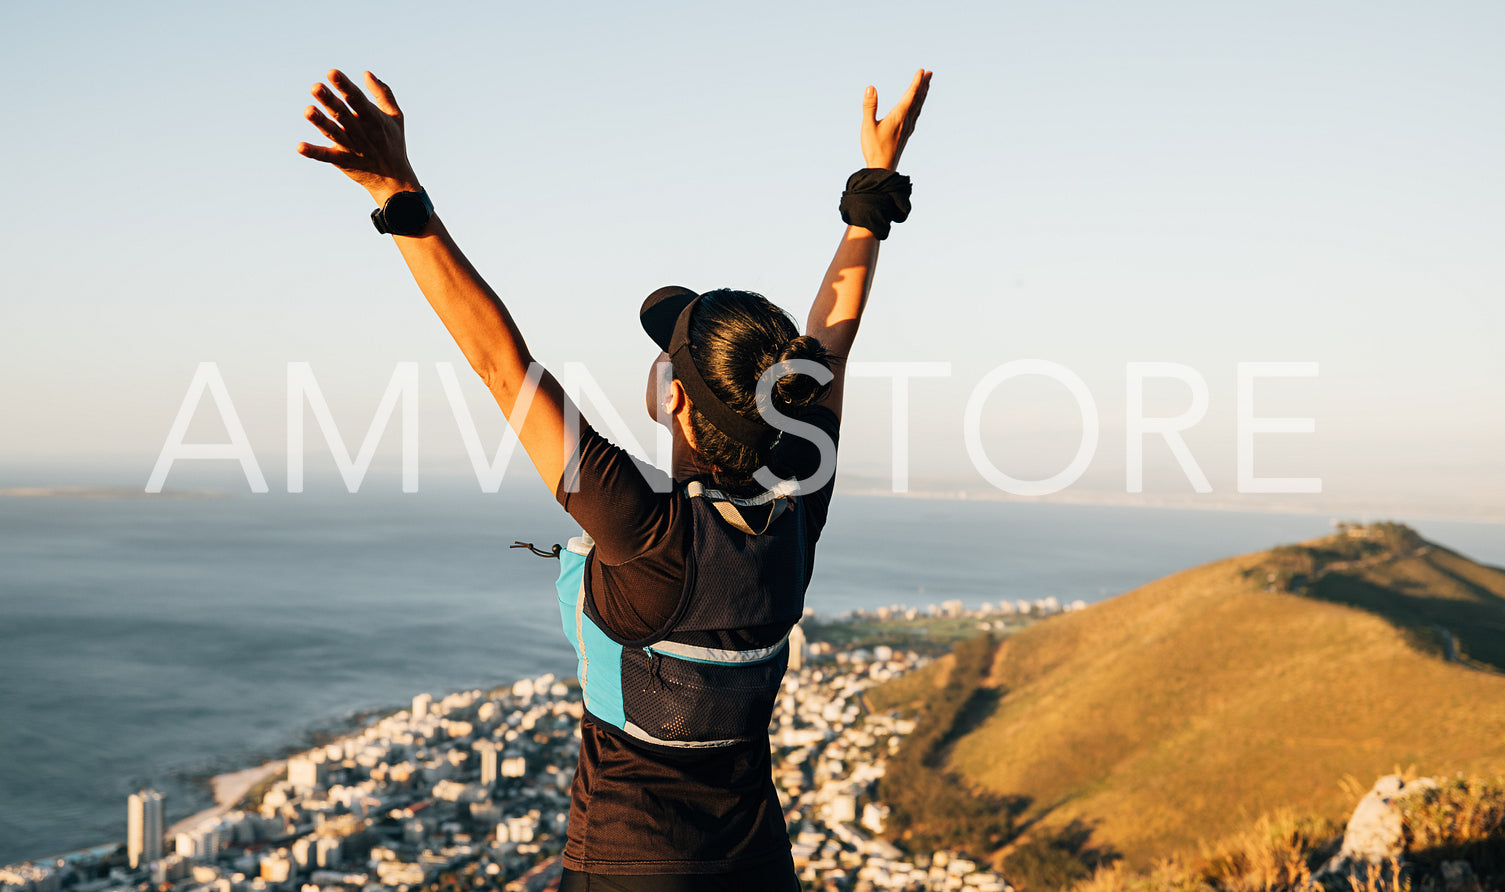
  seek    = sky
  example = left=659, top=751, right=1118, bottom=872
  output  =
left=2, top=1, right=1502, bottom=520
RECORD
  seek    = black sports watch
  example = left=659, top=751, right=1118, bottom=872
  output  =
left=371, top=190, right=434, bottom=236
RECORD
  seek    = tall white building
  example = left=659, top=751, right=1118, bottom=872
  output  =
left=474, top=739, right=498, bottom=786
left=412, top=692, right=432, bottom=719
left=788, top=622, right=807, bottom=671
left=127, top=789, right=164, bottom=869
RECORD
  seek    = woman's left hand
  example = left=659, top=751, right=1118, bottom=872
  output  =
left=860, top=69, right=933, bottom=171
left=297, top=69, right=420, bottom=203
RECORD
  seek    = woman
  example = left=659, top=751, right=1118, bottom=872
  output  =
left=298, top=66, right=931, bottom=890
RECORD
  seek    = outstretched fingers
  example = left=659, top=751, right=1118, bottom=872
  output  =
left=296, top=68, right=418, bottom=195
left=910, top=70, right=932, bottom=121
left=311, top=81, right=355, bottom=125
left=364, top=71, right=403, bottom=119
left=295, top=141, right=352, bottom=165
left=304, top=104, right=353, bottom=150
left=328, top=69, right=381, bottom=120
left=893, top=69, right=932, bottom=124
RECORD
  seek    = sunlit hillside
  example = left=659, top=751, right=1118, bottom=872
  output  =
left=895, top=523, right=1505, bottom=871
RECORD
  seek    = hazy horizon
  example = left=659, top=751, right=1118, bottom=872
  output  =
left=3, top=455, right=1503, bottom=527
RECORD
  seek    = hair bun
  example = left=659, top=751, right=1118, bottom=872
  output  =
left=681, top=289, right=834, bottom=495
left=771, top=335, right=833, bottom=412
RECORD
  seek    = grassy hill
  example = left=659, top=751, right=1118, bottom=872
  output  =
left=874, top=522, right=1505, bottom=876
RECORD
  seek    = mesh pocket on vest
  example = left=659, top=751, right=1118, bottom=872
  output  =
left=620, top=647, right=789, bottom=743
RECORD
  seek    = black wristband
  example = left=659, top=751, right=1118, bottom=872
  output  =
left=838, top=169, right=912, bottom=240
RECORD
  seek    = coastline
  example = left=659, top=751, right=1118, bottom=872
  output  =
left=1, top=629, right=1027, bottom=892
left=2, top=607, right=1027, bottom=876
left=165, top=760, right=287, bottom=837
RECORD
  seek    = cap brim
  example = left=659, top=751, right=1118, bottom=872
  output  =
left=640, top=286, right=699, bottom=353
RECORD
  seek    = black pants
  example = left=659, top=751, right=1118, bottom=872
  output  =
left=558, top=852, right=801, bottom=891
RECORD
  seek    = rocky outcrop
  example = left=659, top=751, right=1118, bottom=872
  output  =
left=1309, top=774, right=1494, bottom=892
left=1314, top=774, right=1438, bottom=887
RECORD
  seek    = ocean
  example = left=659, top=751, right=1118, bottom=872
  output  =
left=2, top=479, right=1501, bottom=866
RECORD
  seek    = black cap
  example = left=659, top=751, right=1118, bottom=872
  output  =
left=638, top=285, right=771, bottom=448
left=639, top=285, right=699, bottom=353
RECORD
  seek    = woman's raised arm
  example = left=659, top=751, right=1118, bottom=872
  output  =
left=805, top=69, right=932, bottom=420
left=297, top=70, right=575, bottom=493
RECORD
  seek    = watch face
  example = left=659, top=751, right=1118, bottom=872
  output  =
left=385, top=192, right=431, bottom=235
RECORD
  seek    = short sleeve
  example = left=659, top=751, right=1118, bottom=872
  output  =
left=554, top=422, right=678, bottom=566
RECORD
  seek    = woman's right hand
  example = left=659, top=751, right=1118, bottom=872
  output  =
left=860, top=69, right=933, bottom=171
left=297, top=69, right=421, bottom=204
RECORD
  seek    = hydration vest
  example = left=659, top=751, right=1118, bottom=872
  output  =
left=556, top=480, right=808, bottom=750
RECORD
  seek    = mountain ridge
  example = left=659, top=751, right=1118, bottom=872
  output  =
left=882, top=523, right=1505, bottom=872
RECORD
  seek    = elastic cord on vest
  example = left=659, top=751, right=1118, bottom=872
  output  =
left=838, top=168, right=912, bottom=240
left=669, top=298, right=772, bottom=449
left=511, top=541, right=561, bottom=558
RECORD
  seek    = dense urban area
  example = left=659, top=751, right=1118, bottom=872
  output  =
left=4, top=598, right=1083, bottom=892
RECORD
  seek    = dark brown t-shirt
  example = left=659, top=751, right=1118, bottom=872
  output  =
left=553, top=409, right=839, bottom=873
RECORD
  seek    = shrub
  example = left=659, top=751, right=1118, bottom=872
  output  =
left=1402, top=775, right=1505, bottom=882
left=879, top=634, right=1022, bottom=857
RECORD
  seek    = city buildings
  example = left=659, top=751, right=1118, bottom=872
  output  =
left=4, top=602, right=1049, bottom=892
